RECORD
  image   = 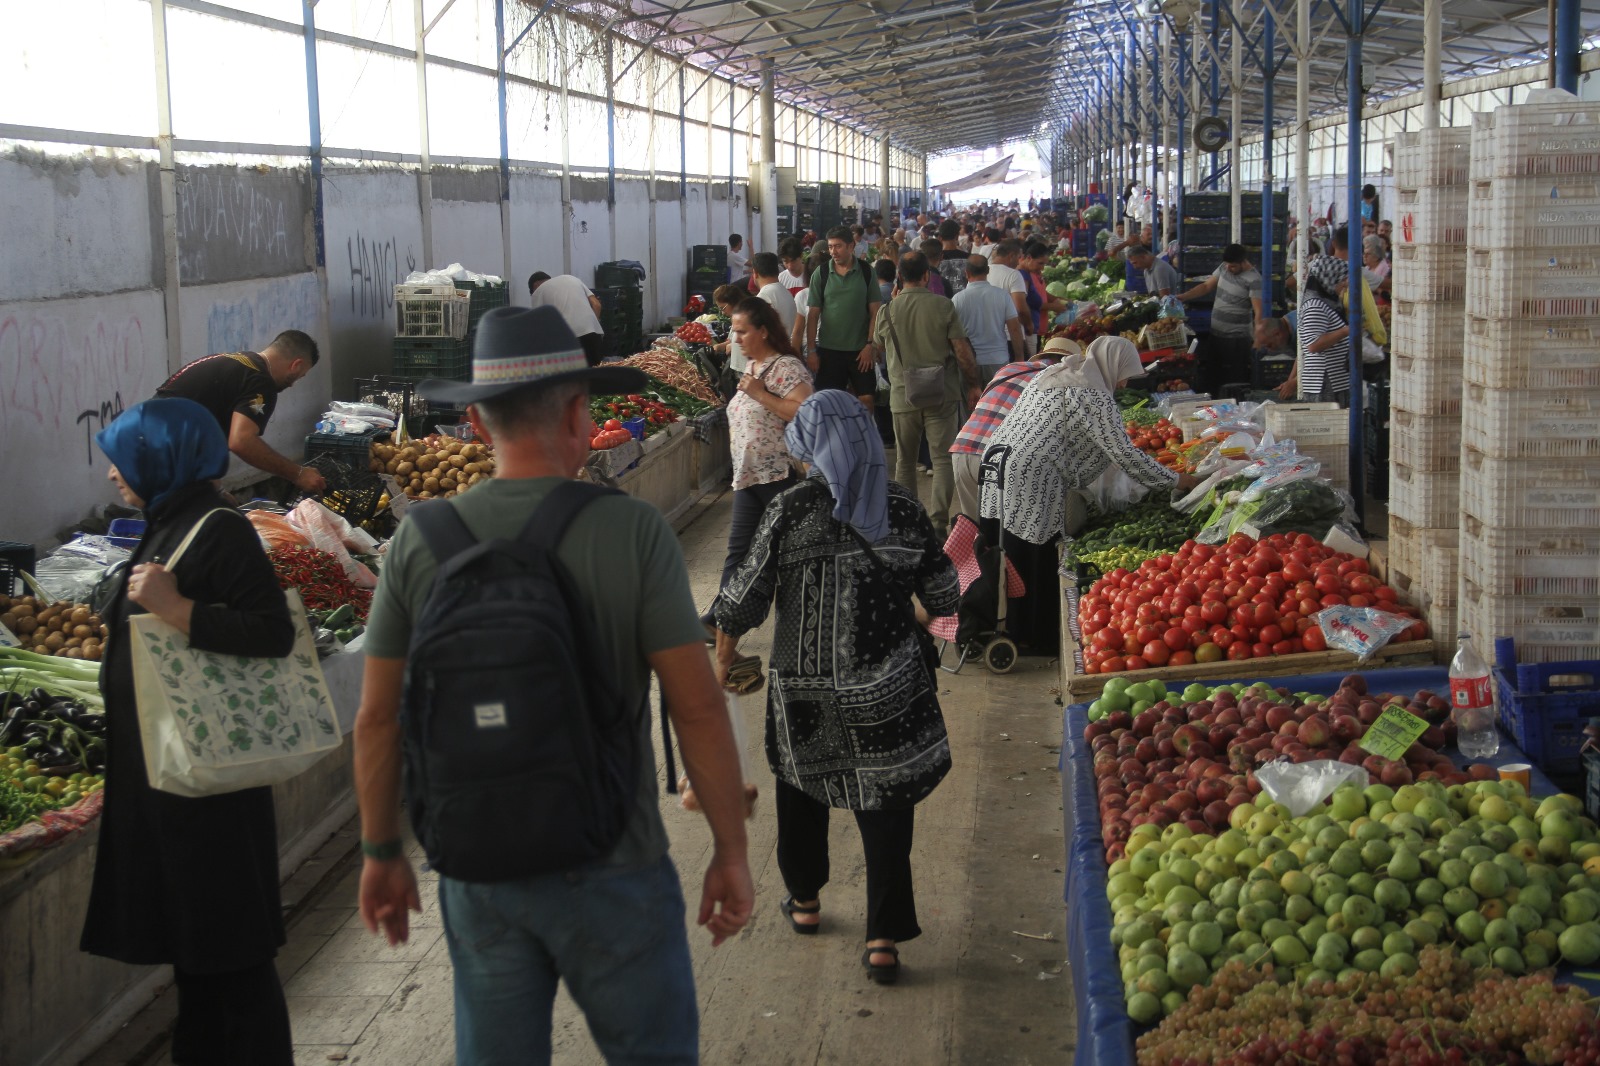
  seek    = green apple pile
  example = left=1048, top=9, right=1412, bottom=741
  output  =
left=1109, top=776, right=1600, bottom=1026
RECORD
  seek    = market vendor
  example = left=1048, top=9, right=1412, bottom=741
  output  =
left=981, top=336, right=1200, bottom=542
left=528, top=272, right=606, bottom=365
left=1176, top=244, right=1263, bottom=391
left=155, top=330, right=326, bottom=494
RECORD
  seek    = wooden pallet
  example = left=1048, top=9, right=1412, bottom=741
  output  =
left=1060, top=638, right=1437, bottom=703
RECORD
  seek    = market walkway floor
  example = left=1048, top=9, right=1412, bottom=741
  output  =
left=96, top=487, right=1076, bottom=1066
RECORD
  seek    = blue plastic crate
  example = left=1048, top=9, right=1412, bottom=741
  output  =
left=1492, top=645, right=1600, bottom=776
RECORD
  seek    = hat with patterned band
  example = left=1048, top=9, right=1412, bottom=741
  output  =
left=416, top=305, right=647, bottom=404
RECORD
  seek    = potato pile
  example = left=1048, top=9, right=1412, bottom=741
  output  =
left=0, top=596, right=105, bottom=661
left=370, top=435, right=496, bottom=500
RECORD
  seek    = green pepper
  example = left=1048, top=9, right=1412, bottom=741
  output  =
left=325, top=604, right=355, bottom=629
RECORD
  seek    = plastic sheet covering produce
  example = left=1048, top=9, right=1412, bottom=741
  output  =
left=1059, top=665, right=1570, bottom=1066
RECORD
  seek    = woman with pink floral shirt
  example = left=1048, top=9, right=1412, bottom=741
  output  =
left=701, top=297, right=813, bottom=639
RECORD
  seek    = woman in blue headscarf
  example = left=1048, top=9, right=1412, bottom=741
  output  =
left=80, top=398, right=297, bottom=1065
left=713, top=390, right=960, bottom=985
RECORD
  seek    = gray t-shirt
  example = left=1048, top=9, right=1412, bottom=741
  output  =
left=1211, top=264, right=1262, bottom=337
left=1143, top=258, right=1181, bottom=295
left=365, top=477, right=705, bottom=868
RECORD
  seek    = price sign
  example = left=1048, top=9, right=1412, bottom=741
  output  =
left=1358, top=704, right=1429, bottom=761
left=0, top=622, right=18, bottom=648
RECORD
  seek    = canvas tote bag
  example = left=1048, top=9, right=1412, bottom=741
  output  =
left=129, top=509, right=341, bottom=797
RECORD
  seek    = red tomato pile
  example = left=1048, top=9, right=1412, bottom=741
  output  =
left=1126, top=417, right=1185, bottom=470
left=1077, top=532, right=1428, bottom=675
left=590, top=418, right=633, bottom=450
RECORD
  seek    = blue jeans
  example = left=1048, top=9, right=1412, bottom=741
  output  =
left=438, top=855, right=698, bottom=1066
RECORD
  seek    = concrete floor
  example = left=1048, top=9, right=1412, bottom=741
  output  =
left=92, top=484, right=1076, bottom=1066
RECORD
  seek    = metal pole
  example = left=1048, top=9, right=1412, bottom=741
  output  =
left=303, top=1, right=326, bottom=272
left=1210, top=0, right=1221, bottom=182
left=879, top=132, right=891, bottom=221
left=559, top=15, right=572, bottom=274
left=1345, top=0, right=1366, bottom=517
left=1556, top=0, right=1582, bottom=93
left=605, top=34, right=617, bottom=209
left=414, top=0, right=435, bottom=270
left=1423, top=0, right=1441, bottom=128
left=1230, top=0, right=1241, bottom=243
left=1296, top=0, right=1310, bottom=312
left=1260, top=8, right=1275, bottom=313
left=151, top=0, right=183, bottom=372
left=1177, top=26, right=1188, bottom=263
left=1149, top=19, right=1160, bottom=236
left=762, top=58, right=778, bottom=253
left=494, top=0, right=513, bottom=289
left=1161, top=22, right=1173, bottom=248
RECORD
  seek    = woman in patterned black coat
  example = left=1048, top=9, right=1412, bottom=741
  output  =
left=713, top=390, right=960, bottom=985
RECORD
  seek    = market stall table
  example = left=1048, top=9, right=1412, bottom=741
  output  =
left=0, top=647, right=365, bottom=1066
left=1059, top=666, right=1566, bottom=1066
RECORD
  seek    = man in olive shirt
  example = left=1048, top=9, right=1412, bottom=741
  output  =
left=155, top=330, right=326, bottom=493
left=354, top=306, right=752, bottom=1063
left=805, top=225, right=882, bottom=411
left=874, top=251, right=981, bottom=539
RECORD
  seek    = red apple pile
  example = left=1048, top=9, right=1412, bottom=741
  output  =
left=1086, top=674, right=1467, bottom=862
left=1077, top=532, right=1429, bottom=675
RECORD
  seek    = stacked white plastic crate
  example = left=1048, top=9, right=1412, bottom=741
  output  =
left=1387, top=127, right=1473, bottom=639
left=1458, top=100, right=1600, bottom=664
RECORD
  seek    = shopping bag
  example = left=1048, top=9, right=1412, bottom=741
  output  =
left=128, top=513, right=341, bottom=798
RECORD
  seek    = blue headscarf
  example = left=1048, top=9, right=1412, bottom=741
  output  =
left=96, top=398, right=230, bottom=513
left=784, top=390, right=890, bottom=544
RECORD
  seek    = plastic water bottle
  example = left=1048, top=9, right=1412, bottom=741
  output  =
left=1449, top=632, right=1500, bottom=759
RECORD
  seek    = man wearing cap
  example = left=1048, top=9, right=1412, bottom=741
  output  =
left=528, top=272, right=607, bottom=366
left=353, top=306, right=753, bottom=1062
left=948, top=335, right=1080, bottom=523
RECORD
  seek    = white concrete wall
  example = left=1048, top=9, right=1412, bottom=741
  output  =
left=0, top=147, right=760, bottom=550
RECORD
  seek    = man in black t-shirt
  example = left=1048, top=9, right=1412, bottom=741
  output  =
left=156, top=329, right=326, bottom=492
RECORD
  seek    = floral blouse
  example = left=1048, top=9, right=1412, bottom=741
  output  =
left=728, top=354, right=811, bottom=491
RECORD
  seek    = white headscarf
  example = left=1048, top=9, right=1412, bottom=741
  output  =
left=1032, top=335, right=1144, bottom=393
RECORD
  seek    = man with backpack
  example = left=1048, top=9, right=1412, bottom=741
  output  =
left=805, top=225, right=882, bottom=412
left=353, top=305, right=753, bottom=1064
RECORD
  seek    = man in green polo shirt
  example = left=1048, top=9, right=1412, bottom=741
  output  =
left=805, top=225, right=882, bottom=411
left=874, top=251, right=981, bottom=538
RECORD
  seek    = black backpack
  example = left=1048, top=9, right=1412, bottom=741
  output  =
left=810, top=257, right=877, bottom=310
left=400, top=481, right=641, bottom=882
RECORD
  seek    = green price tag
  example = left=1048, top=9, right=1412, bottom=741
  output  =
left=1358, top=704, right=1429, bottom=761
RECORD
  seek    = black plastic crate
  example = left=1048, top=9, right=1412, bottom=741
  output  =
left=1181, top=248, right=1227, bottom=276
left=595, top=262, right=644, bottom=290
left=0, top=541, right=35, bottom=598
left=454, top=280, right=508, bottom=333
left=321, top=473, right=385, bottom=526
left=304, top=427, right=384, bottom=474
left=690, top=245, right=727, bottom=272
left=1183, top=191, right=1287, bottom=220
left=1253, top=353, right=1295, bottom=388
left=354, top=375, right=422, bottom=424
left=392, top=336, right=471, bottom=382
left=1181, top=219, right=1288, bottom=245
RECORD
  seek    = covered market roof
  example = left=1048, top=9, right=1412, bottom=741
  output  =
left=541, top=0, right=1600, bottom=155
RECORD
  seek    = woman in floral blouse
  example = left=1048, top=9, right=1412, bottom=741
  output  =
left=702, top=296, right=812, bottom=634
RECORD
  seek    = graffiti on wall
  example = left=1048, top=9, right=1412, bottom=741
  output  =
left=177, top=167, right=306, bottom=281
left=205, top=274, right=323, bottom=355
left=347, top=234, right=417, bottom=320
left=0, top=312, right=152, bottom=465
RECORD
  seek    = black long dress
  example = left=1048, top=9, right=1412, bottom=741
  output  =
left=80, top=483, right=295, bottom=975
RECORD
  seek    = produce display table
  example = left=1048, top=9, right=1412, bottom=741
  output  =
left=0, top=649, right=365, bottom=1066
left=1060, top=666, right=1560, bottom=1066
left=1057, top=565, right=1437, bottom=703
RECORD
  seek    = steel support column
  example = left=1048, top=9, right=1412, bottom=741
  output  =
left=1260, top=8, right=1276, bottom=313
left=1423, top=0, right=1441, bottom=128
left=152, top=0, right=183, bottom=372
left=414, top=0, right=435, bottom=269
left=761, top=57, right=778, bottom=253
left=1177, top=27, right=1188, bottom=259
left=493, top=0, right=513, bottom=289
left=1209, top=0, right=1221, bottom=180
left=1296, top=0, right=1310, bottom=314
left=1345, top=0, right=1367, bottom=516
left=1230, top=0, right=1242, bottom=242
left=1556, top=0, right=1582, bottom=93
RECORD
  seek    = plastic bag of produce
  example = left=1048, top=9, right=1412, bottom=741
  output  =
left=248, top=510, right=312, bottom=552
left=1255, top=758, right=1370, bottom=818
left=1314, top=605, right=1414, bottom=662
left=1242, top=480, right=1358, bottom=538
left=34, top=539, right=132, bottom=604
left=1239, top=458, right=1323, bottom=503
left=287, top=501, right=377, bottom=587
left=1080, top=463, right=1150, bottom=515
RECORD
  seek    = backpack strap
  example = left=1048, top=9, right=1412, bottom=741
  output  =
left=518, top=480, right=621, bottom=551
left=409, top=501, right=479, bottom=566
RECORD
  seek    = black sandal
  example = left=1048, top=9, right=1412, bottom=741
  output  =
left=780, top=896, right=820, bottom=935
left=862, top=944, right=900, bottom=984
